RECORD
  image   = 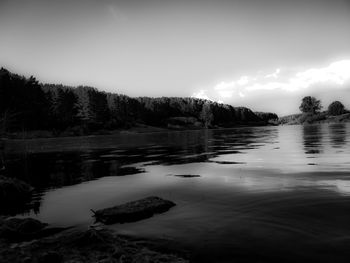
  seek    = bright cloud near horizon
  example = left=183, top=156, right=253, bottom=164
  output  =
left=1, top=0, right=350, bottom=116
left=192, top=60, right=350, bottom=115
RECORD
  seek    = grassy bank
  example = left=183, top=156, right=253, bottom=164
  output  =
left=279, top=112, right=350, bottom=125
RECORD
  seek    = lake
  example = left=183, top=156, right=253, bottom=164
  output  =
left=4, top=123, right=350, bottom=262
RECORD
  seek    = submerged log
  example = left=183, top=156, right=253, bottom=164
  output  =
left=92, top=196, right=176, bottom=224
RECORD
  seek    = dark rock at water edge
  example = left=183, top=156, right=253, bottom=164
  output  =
left=92, top=196, right=176, bottom=224
left=0, top=217, right=69, bottom=243
left=0, top=227, right=189, bottom=263
left=0, top=217, right=46, bottom=242
left=0, top=176, right=33, bottom=215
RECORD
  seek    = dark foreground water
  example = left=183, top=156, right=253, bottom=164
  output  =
left=3, top=123, right=350, bottom=262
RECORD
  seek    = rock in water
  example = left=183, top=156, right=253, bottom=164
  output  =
left=92, top=196, right=176, bottom=224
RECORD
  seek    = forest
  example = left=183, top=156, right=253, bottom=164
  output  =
left=0, top=68, right=278, bottom=136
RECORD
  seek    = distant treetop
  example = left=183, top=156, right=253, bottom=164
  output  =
left=299, top=96, right=322, bottom=114
left=328, top=101, right=345, bottom=116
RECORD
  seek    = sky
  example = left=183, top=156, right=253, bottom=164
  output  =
left=0, top=0, right=350, bottom=115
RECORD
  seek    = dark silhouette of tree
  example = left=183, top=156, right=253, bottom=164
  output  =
left=299, top=96, right=322, bottom=114
left=0, top=68, right=50, bottom=130
left=255, top=112, right=278, bottom=122
left=23, top=76, right=51, bottom=129
left=53, top=88, right=78, bottom=129
left=200, top=102, right=213, bottom=128
left=328, top=101, right=345, bottom=116
left=75, top=86, right=92, bottom=126
left=88, top=88, right=110, bottom=128
left=0, top=68, right=278, bottom=135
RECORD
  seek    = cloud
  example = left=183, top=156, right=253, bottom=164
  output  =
left=215, top=81, right=235, bottom=91
left=213, top=76, right=251, bottom=99
left=189, top=59, right=350, bottom=115
left=191, top=89, right=211, bottom=100
left=217, top=89, right=235, bottom=99
left=264, top=68, right=280, bottom=79
left=237, top=76, right=250, bottom=85
left=289, top=60, right=350, bottom=89
left=208, top=60, right=350, bottom=101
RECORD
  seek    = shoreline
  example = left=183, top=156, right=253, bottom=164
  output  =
left=3, top=113, right=350, bottom=140
left=279, top=112, right=350, bottom=125
left=2, top=122, right=274, bottom=141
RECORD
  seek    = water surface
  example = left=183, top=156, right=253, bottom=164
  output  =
left=4, top=123, right=350, bottom=262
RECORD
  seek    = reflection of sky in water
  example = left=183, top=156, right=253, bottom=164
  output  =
left=5, top=123, right=350, bottom=204
left=208, top=124, right=350, bottom=173
left=8, top=123, right=350, bottom=262
left=317, top=179, right=350, bottom=195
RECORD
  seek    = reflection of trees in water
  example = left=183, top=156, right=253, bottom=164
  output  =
left=329, top=123, right=347, bottom=149
left=4, top=127, right=281, bottom=215
left=163, top=127, right=275, bottom=164
left=302, top=125, right=323, bottom=154
left=30, top=191, right=43, bottom=215
left=203, top=129, right=209, bottom=153
left=5, top=128, right=280, bottom=188
left=212, top=127, right=279, bottom=152
left=79, top=151, right=99, bottom=181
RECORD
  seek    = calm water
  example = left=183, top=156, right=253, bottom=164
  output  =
left=4, top=123, right=350, bottom=262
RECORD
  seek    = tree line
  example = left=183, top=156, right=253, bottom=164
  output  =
left=299, top=96, right=348, bottom=116
left=279, top=96, right=349, bottom=125
left=0, top=68, right=277, bottom=135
